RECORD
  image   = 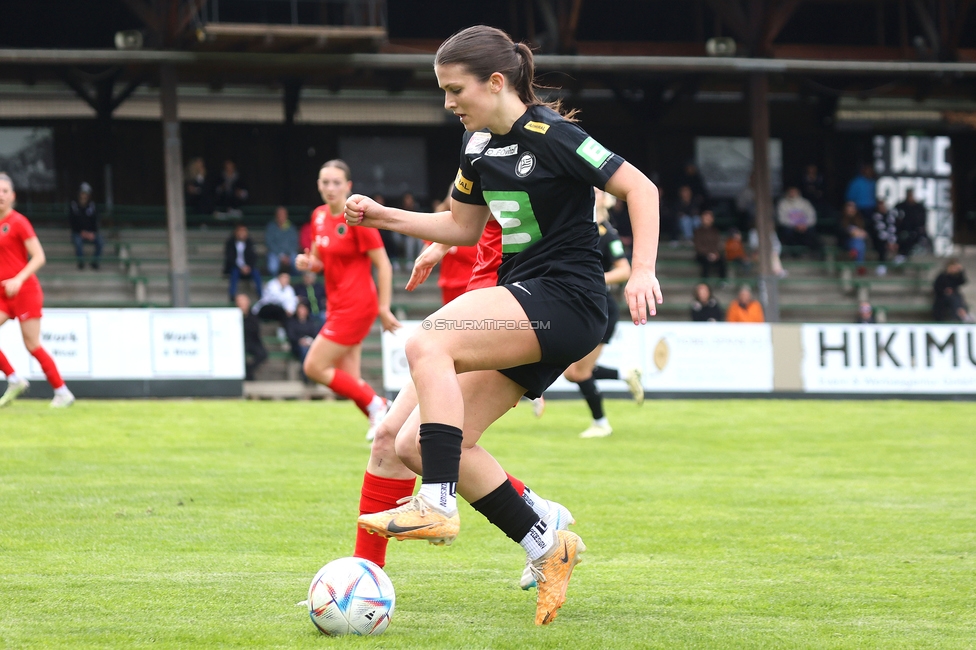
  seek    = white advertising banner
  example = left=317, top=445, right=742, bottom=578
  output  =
left=382, top=321, right=774, bottom=393
left=0, top=308, right=244, bottom=380
left=801, top=324, right=976, bottom=393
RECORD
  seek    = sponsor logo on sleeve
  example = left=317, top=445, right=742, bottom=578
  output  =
left=524, top=121, right=550, bottom=134
left=576, top=137, right=612, bottom=169
left=485, top=144, right=519, bottom=157
left=465, top=131, right=492, bottom=155
left=454, top=169, right=473, bottom=194
left=515, top=152, right=536, bottom=177
left=610, top=240, right=625, bottom=257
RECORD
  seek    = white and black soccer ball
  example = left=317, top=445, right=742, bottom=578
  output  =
left=307, top=557, right=395, bottom=636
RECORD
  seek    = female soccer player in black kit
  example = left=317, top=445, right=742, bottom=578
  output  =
left=345, top=25, right=662, bottom=625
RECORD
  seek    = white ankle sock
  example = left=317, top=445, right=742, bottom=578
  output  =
left=519, top=518, right=557, bottom=561
left=418, top=482, right=457, bottom=514
left=522, top=487, right=551, bottom=520
left=593, top=417, right=610, bottom=427
left=54, top=385, right=71, bottom=397
left=7, top=373, right=22, bottom=385
left=367, top=395, right=386, bottom=415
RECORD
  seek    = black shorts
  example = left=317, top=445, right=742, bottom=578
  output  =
left=498, top=277, right=607, bottom=399
left=602, top=293, right=619, bottom=345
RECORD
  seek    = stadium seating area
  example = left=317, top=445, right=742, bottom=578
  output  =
left=30, top=203, right=947, bottom=392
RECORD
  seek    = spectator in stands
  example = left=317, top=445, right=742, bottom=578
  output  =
left=690, top=283, right=723, bottom=322
left=223, top=224, right=262, bottom=302
left=674, top=184, right=702, bottom=241
left=237, top=293, right=267, bottom=381
left=286, top=298, right=320, bottom=367
left=693, top=209, right=726, bottom=280
left=68, top=182, right=102, bottom=270
left=252, top=272, right=298, bottom=323
left=678, top=161, right=709, bottom=205
left=800, top=163, right=825, bottom=208
left=726, top=285, right=765, bottom=322
left=856, top=300, right=876, bottom=324
left=870, top=198, right=898, bottom=275
left=214, top=159, right=249, bottom=217
left=840, top=201, right=869, bottom=266
left=724, top=227, right=752, bottom=275
left=845, top=163, right=877, bottom=219
left=299, top=271, right=326, bottom=326
left=776, top=186, right=822, bottom=256
left=894, top=188, right=928, bottom=262
left=398, top=192, right=424, bottom=266
left=265, top=206, right=298, bottom=275
left=184, top=157, right=212, bottom=214
left=933, top=259, right=975, bottom=323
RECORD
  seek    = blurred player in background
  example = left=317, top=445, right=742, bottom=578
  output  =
left=563, top=188, right=643, bottom=439
left=0, top=173, right=75, bottom=408
left=347, top=26, right=662, bottom=625
left=294, top=160, right=400, bottom=437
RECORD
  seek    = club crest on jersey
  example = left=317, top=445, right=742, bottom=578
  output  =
left=485, top=144, right=518, bottom=157
left=0, top=223, right=8, bottom=234
left=465, top=131, right=491, bottom=155
left=336, top=223, right=348, bottom=236
left=515, top=152, right=536, bottom=177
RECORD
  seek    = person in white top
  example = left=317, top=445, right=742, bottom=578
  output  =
left=251, top=272, right=297, bottom=322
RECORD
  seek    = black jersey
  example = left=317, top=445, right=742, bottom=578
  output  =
left=598, top=221, right=627, bottom=274
left=451, top=105, right=625, bottom=291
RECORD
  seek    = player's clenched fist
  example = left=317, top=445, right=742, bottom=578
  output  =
left=344, top=194, right=381, bottom=227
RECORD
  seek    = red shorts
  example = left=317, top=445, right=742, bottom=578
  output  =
left=465, top=270, right=498, bottom=293
left=0, top=277, right=43, bottom=321
left=319, top=308, right=377, bottom=346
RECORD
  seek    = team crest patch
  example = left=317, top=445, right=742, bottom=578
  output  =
left=0, top=223, right=8, bottom=234
left=515, top=152, right=536, bottom=177
left=336, top=223, right=348, bottom=236
left=465, top=131, right=491, bottom=155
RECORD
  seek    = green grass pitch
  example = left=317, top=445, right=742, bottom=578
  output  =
left=1, top=398, right=974, bottom=649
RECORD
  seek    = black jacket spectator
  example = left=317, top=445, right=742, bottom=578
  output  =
left=69, top=197, right=98, bottom=234
left=286, top=305, right=321, bottom=362
left=223, top=233, right=258, bottom=275
left=933, top=262, right=971, bottom=322
left=237, top=294, right=267, bottom=381
left=895, top=191, right=927, bottom=257
left=690, top=283, right=724, bottom=321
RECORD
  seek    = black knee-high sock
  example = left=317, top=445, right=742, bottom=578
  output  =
left=577, top=377, right=604, bottom=420
left=591, top=365, right=618, bottom=380
left=418, top=423, right=463, bottom=484
left=470, top=481, right=540, bottom=543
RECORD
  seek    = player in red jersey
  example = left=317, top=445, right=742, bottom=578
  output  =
left=294, top=160, right=400, bottom=437
left=0, top=173, right=75, bottom=408
left=352, top=211, right=574, bottom=580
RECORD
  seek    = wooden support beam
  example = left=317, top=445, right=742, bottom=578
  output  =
left=762, top=0, right=806, bottom=52
left=117, top=0, right=164, bottom=38
left=749, top=72, right=780, bottom=322
left=160, top=64, right=189, bottom=308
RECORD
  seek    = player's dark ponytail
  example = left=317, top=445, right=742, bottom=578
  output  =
left=435, top=26, right=576, bottom=121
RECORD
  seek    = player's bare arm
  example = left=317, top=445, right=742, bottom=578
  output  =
left=605, top=162, right=663, bottom=323
left=344, top=195, right=490, bottom=247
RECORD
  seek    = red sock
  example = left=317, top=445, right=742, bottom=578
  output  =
left=30, top=346, right=64, bottom=389
left=0, top=349, right=15, bottom=377
left=328, top=369, right=376, bottom=415
left=506, top=473, right=526, bottom=497
left=354, top=472, right=416, bottom=568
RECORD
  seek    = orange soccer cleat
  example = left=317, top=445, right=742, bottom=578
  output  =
left=528, top=529, right=586, bottom=625
left=357, top=494, right=459, bottom=546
